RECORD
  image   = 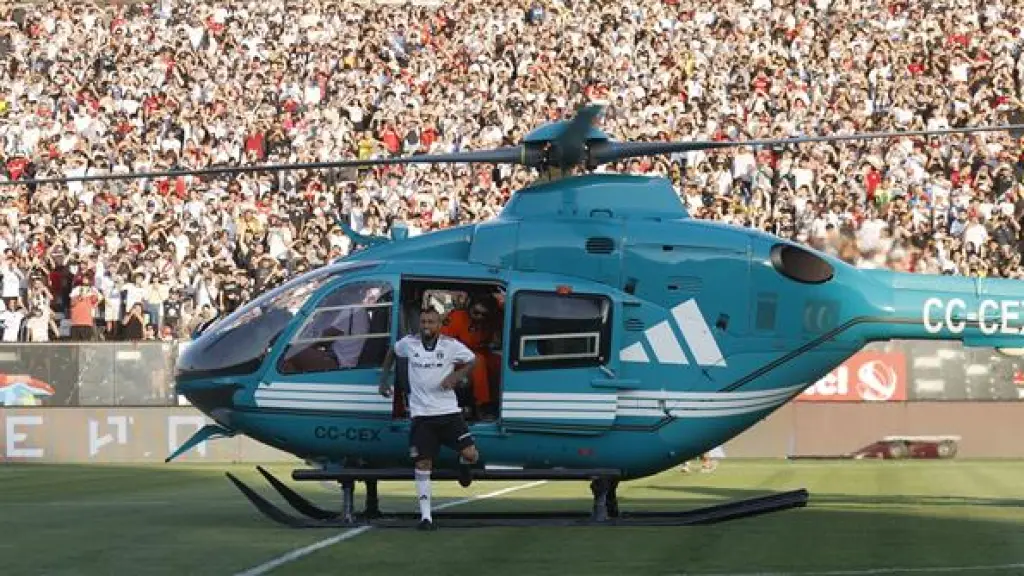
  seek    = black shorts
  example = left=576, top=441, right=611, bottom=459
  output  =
left=409, top=412, right=475, bottom=462
left=70, top=325, right=95, bottom=341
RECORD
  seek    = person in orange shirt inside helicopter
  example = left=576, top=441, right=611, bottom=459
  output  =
left=441, top=292, right=502, bottom=420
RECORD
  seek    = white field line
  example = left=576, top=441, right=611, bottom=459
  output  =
left=672, top=563, right=1024, bottom=576
left=233, top=480, right=548, bottom=576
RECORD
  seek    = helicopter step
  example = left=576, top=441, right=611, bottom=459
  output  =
left=226, top=466, right=808, bottom=529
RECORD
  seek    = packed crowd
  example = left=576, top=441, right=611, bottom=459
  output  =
left=0, top=0, right=1023, bottom=343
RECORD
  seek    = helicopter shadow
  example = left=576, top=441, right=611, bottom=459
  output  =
left=644, top=484, right=1024, bottom=508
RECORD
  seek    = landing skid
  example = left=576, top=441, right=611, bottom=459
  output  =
left=227, top=467, right=809, bottom=529
left=226, top=467, right=381, bottom=526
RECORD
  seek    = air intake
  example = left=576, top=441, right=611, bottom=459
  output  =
left=666, top=276, right=703, bottom=293
left=770, top=244, right=834, bottom=284
left=624, top=319, right=644, bottom=331
left=585, top=237, right=615, bottom=254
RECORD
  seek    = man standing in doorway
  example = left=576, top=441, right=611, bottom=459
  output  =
left=379, top=307, right=479, bottom=531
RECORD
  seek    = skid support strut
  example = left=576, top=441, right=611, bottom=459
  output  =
left=365, top=480, right=381, bottom=518
left=335, top=480, right=380, bottom=522
left=590, top=477, right=620, bottom=521
left=340, top=481, right=355, bottom=524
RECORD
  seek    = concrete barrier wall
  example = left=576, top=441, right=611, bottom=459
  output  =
left=723, top=402, right=1024, bottom=459
left=0, top=407, right=298, bottom=464
left=1, top=403, right=1022, bottom=463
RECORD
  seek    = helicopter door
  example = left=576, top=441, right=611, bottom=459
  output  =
left=500, top=284, right=619, bottom=435
left=265, top=277, right=398, bottom=420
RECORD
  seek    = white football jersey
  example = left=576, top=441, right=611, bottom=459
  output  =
left=395, top=334, right=475, bottom=418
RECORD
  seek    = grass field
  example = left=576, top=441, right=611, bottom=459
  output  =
left=0, top=460, right=1022, bottom=576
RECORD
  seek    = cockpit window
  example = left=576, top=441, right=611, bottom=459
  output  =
left=176, top=268, right=347, bottom=379
left=277, top=281, right=394, bottom=374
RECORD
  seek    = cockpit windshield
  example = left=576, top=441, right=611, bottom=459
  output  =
left=176, top=264, right=370, bottom=379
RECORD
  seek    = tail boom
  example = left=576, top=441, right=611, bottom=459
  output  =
left=866, top=270, right=1024, bottom=349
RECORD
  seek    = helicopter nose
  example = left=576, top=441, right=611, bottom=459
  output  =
left=176, top=379, right=239, bottom=422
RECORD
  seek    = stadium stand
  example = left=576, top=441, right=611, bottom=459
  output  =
left=0, top=0, right=1022, bottom=343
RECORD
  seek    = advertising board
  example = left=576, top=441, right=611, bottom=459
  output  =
left=797, top=351, right=907, bottom=402
left=0, top=407, right=296, bottom=463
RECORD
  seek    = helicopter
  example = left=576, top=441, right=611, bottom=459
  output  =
left=6, top=105, right=1024, bottom=528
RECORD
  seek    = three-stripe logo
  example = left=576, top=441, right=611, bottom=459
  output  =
left=620, top=299, right=726, bottom=367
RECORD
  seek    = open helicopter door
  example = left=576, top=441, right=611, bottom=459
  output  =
left=262, top=273, right=400, bottom=421
left=499, top=278, right=621, bottom=435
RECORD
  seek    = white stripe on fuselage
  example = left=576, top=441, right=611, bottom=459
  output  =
left=251, top=382, right=805, bottom=419
left=255, top=382, right=806, bottom=400
left=253, top=399, right=392, bottom=412
left=255, top=382, right=381, bottom=393
left=502, top=410, right=618, bottom=420
left=254, top=390, right=392, bottom=403
left=617, top=382, right=805, bottom=401
left=503, top=401, right=616, bottom=411
left=503, top=392, right=613, bottom=402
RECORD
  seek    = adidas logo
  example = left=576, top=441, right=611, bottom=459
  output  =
left=620, top=299, right=726, bottom=367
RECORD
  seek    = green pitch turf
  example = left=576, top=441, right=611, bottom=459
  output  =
left=0, top=460, right=1022, bottom=576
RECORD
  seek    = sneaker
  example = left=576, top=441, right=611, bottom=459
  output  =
left=458, top=463, right=473, bottom=488
left=417, top=518, right=436, bottom=531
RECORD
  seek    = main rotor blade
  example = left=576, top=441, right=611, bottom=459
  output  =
left=589, top=123, right=1024, bottom=166
left=0, top=146, right=539, bottom=187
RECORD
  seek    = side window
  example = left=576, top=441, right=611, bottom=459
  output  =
left=277, top=281, right=394, bottom=375
left=511, top=291, right=611, bottom=370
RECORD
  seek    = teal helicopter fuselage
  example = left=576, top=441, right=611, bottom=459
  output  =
left=174, top=174, right=1024, bottom=479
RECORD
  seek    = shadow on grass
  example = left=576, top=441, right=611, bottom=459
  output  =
left=263, top=496, right=1024, bottom=576
left=645, top=484, right=1024, bottom=508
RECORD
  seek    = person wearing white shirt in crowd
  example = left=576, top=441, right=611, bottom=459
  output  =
left=121, top=273, right=148, bottom=316
left=0, top=260, right=23, bottom=302
left=25, top=308, right=57, bottom=342
left=0, top=299, right=25, bottom=342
